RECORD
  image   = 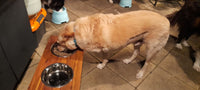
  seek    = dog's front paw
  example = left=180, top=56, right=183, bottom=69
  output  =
left=123, top=59, right=132, bottom=64
left=182, top=40, right=190, bottom=47
left=193, top=61, right=200, bottom=72
left=136, top=71, right=144, bottom=79
left=176, top=43, right=183, bottom=49
left=97, top=64, right=105, bottom=69
left=109, top=0, right=113, bottom=4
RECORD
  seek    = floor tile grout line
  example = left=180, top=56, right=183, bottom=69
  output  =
left=28, top=63, right=39, bottom=68
left=66, top=1, right=99, bottom=17
left=87, top=51, right=120, bottom=62
left=134, top=70, right=153, bottom=89
left=34, top=50, right=42, bottom=57
left=134, top=62, right=162, bottom=88
left=28, top=50, right=42, bottom=68
left=151, top=50, right=171, bottom=66
left=100, top=4, right=121, bottom=14
left=65, top=7, right=81, bottom=18
left=109, top=49, right=125, bottom=59
left=81, top=66, right=97, bottom=78
left=86, top=52, right=102, bottom=62
left=83, top=1, right=117, bottom=13
left=66, top=1, right=116, bottom=17
left=106, top=66, right=136, bottom=89
left=87, top=47, right=131, bottom=63
left=67, top=9, right=81, bottom=18
left=83, top=1, right=103, bottom=11
left=154, top=46, right=174, bottom=66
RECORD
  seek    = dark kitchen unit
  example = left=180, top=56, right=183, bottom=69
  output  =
left=0, top=0, right=45, bottom=89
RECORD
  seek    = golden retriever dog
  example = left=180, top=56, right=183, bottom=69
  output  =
left=56, top=10, right=170, bottom=79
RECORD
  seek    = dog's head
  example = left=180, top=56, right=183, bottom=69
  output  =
left=56, top=22, right=77, bottom=51
left=49, top=0, right=65, bottom=11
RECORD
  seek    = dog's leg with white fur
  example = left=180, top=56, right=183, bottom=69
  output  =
left=136, top=33, right=169, bottom=79
left=193, top=51, right=200, bottom=72
left=176, top=26, right=192, bottom=49
left=97, top=50, right=109, bottom=69
left=182, top=40, right=190, bottom=47
left=97, top=59, right=109, bottom=69
left=123, top=41, right=143, bottom=64
left=136, top=44, right=162, bottom=79
left=109, top=0, right=114, bottom=4
left=136, top=45, right=160, bottom=79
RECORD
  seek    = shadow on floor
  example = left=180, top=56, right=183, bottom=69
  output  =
left=169, top=38, right=200, bottom=87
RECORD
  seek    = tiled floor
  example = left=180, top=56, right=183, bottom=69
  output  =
left=17, top=0, right=200, bottom=90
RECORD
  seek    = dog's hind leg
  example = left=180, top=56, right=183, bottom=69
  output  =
left=123, top=41, right=143, bottom=64
left=176, top=26, right=191, bottom=49
left=176, top=30, right=185, bottom=49
left=182, top=29, right=192, bottom=47
left=136, top=33, right=169, bottom=79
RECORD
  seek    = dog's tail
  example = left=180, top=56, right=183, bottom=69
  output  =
left=166, top=0, right=190, bottom=27
left=166, top=11, right=178, bottom=26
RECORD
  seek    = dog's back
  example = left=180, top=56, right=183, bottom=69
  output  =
left=107, top=10, right=170, bottom=47
left=75, top=10, right=170, bottom=51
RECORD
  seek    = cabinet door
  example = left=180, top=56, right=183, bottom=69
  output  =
left=0, top=0, right=37, bottom=80
left=0, top=44, right=17, bottom=90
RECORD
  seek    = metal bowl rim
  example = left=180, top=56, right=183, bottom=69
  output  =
left=41, top=63, right=73, bottom=88
left=50, top=43, right=76, bottom=58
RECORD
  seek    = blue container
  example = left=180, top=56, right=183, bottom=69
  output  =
left=119, top=0, right=132, bottom=8
left=52, top=7, right=69, bottom=24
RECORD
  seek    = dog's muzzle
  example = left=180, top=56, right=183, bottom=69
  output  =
left=50, top=42, right=77, bottom=58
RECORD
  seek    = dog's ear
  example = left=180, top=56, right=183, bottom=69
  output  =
left=63, top=22, right=75, bottom=38
left=58, top=30, right=74, bottom=42
left=58, top=22, right=75, bottom=42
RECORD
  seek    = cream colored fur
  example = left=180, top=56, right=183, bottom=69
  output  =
left=57, top=10, right=170, bottom=79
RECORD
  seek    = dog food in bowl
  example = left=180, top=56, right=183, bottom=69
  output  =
left=41, top=63, right=73, bottom=88
left=51, top=43, right=76, bottom=58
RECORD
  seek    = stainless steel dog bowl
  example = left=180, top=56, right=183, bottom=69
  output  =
left=41, top=63, right=73, bottom=88
left=51, top=42, right=76, bottom=58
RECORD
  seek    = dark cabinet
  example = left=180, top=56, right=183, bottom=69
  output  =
left=0, top=0, right=38, bottom=89
left=0, top=45, right=17, bottom=90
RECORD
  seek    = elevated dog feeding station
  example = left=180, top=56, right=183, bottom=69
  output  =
left=28, top=36, right=83, bottom=90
